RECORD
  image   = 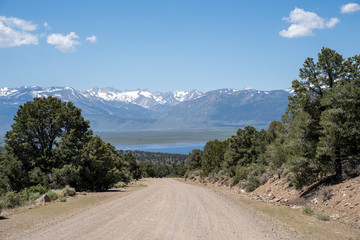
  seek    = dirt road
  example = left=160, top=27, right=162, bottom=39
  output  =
left=11, top=179, right=301, bottom=240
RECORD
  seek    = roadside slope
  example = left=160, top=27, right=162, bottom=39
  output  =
left=5, top=178, right=302, bottom=240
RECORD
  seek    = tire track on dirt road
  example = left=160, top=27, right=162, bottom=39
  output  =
left=13, top=178, right=302, bottom=240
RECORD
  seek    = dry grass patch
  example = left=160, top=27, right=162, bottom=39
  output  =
left=53, top=190, right=64, bottom=198
left=0, top=192, right=116, bottom=239
left=128, top=184, right=147, bottom=188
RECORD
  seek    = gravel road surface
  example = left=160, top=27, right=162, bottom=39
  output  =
left=13, top=178, right=301, bottom=240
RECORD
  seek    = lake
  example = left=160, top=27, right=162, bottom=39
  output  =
left=114, top=141, right=206, bottom=154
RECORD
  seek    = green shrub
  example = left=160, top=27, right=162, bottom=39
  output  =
left=54, top=190, right=64, bottom=198
left=288, top=157, right=317, bottom=189
left=113, top=182, right=126, bottom=188
left=246, top=176, right=260, bottom=192
left=207, top=172, right=216, bottom=183
left=28, top=184, right=46, bottom=195
left=187, top=170, right=202, bottom=180
left=18, top=189, right=30, bottom=202
left=208, top=170, right=229, bottom=184
left=237, top=167, right=250, bottom=181
left=63, top=185, right=76, bottom=197
left=232, top=174, right=241, bottom=186
left=218, top=170, right=229, bottom=182
left=319, top=186, right=333, bottom=202
left=28, top=167, right=48, bottom=187
left=280, top=166, right=290, bottom=179
left=291, top=173, right=307, bottom=190
left=45, top=190, right=58, bottom=201
left=344, top=165, right=360, bottom=177
left=232, top=167, right=250, bottom=186
left=28, top=192, right=41, bottom=201
left=260, top=169, right=275, bottom=185
left=184, top=171, right=190, bottom=180
left=59, top=196, right=66, bottom=202
left=316, top=211, right=330, bottom=221
left=50, top=164, right=81, bottom=189
left=238, top=180, right=248, bottom=189
left=302, top=205, right=314, bottom=215
left=1, top=191, right=23, bottom=208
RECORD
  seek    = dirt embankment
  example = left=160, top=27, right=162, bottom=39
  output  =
left=1, top=178, right=303, bottom=240
left=253, top=175, right=360, bottom=226
left=189, top=174, right=360, bottom=228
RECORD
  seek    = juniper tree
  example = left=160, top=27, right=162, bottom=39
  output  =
left=5, top=97, right=92, bottom=188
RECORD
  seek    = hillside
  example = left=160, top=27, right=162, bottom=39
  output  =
left=252, top=175, right=360, bottom=227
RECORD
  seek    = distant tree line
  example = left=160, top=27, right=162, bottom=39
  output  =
left=118, top=150, right=186, bottom=178
left=185, top=48, right=360, bottom=191
left=118, top=150, right=187, bottom=165
left=118, top=150, right=187, bottom=178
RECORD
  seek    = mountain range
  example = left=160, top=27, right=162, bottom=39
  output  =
left=0, top=86, right=292, bottom=135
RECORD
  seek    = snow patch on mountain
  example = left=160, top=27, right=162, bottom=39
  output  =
left=0, top=87, right=18, bottom=96
left=84, top=88, right=203, bottom=109
left=0, top=86, right=292, bottom=111
left=174, top=91, right=189, bottom=102
left=0, top=86, right=294, bottom=133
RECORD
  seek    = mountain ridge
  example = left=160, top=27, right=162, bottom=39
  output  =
left=0, top=86, right=292, bottom=134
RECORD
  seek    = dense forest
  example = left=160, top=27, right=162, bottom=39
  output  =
left=185, top=48, right=360, bottom=191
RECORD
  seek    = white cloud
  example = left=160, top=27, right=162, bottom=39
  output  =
left=280, top=24, right=314, bottom=38
left=279, top=8, right=340, bottom=38
left=0, top=16, right=37, bottom=31
left=47, top=32, right=79, bottom=53
left=43, top=21, right=51, bottom=30
left=341, top=3, right=360, bottom=13
left=326, top=18, right=340, bottom=28
left=86, top=35, right=97, bottom=43
left=0, top=16, right=38, bottom=48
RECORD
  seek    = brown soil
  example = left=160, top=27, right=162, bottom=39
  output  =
left=190, top=173, right=360, bottom=228
left=1, top=178, right=304, bottom=240
left=252, top=175, right=360, bottom=227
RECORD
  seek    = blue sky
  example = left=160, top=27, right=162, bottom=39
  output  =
left=1, top=0, right=359, bottom=92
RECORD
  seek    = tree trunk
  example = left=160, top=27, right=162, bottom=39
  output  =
left=335, top=147, right=342, bottom=181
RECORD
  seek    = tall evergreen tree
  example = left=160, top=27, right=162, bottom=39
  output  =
left=316, top=77, right=360, bottom=178
left=186, top=149, right=202, bottom=171
left=78, top=136, right=122, bottom=191
left=201, top=140, right=226, bottom=175
left=287, top=48, right=360, bottom=185
left=224, top=126, right=267, bottom=176
left=5, top=97, right=92, bottom=188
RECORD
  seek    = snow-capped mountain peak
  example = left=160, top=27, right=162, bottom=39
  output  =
left=173, top=90, right=202, bottom=102
left=0, top=86, right=293, bottom=134
left=85, top=88, right=203, bottom=109
left=0, top=87, right=19, bottom=97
